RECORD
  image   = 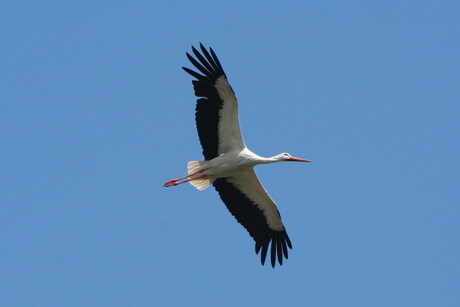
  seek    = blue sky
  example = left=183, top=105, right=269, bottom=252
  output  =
left=1, top=0, right=459, bottom=306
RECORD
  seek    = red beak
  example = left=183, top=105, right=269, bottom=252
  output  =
left=287, top=156, right=312, bottom=163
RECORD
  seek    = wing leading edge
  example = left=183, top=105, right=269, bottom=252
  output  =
left=183, top=44, right=246, bottom=160
left=213, top=170, right=292, bottom=268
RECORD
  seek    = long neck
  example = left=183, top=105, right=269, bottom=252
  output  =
left=252, top=155, right=282, bottom=165
left=242, top=148, right=283, bottom=166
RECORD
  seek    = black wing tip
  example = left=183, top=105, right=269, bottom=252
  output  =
left=212, top=179, right=291, bottom=269
left=194, top=42, right=208, bottom=51
left=184, top=43, right=226, bottom=80
left=182, top=66, right=205, bottom=81
left=257, top=229, right=292, bottom=268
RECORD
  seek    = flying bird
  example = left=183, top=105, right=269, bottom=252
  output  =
left=164, top=44, right=311, bottom=268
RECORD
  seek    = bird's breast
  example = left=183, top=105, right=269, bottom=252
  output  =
left=204, top=153, right=253, bottom=178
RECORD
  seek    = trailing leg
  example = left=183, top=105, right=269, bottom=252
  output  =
left=163, top=160, right=212, bottom=190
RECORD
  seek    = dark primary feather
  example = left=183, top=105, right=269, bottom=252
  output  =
left=213, top=178, right=292, bottom=268
left=183, top=44, right=227, bottom=160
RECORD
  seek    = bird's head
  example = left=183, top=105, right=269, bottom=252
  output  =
left=277, top=153, right=312, bottom=163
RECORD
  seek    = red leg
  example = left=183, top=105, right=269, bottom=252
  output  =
left=164, top=174, right=207, bottom=187
left=163, top=170, right=206, bottom=187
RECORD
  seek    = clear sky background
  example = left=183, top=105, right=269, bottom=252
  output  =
left=1, top=1, right=459, bottom=306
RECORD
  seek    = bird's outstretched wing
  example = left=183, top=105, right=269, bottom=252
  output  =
left=213, top=170, right=292, bottom=268
left=183, top=44, right=246, bottom=160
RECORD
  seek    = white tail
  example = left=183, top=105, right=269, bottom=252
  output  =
left=187, top=161, right=211, bottom=190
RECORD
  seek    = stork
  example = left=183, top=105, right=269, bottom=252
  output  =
left=164, top=44, right=311, bottom=268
